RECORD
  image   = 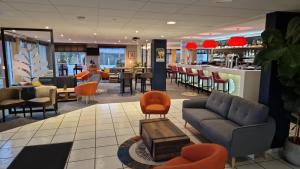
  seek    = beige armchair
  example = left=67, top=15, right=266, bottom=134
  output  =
left=27, top=86, right=57, bottom=118
left=0, top=88, right=25, bottom=122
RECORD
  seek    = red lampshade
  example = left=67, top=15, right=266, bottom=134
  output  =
left=227, top=36, right=248, bottom=46
left=202, top=40, right=218, bottom=48
left=185, top=42, right=198, bottom=50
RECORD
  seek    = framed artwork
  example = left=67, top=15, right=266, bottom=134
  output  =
left=128, top=51, right=136, bottom=59
left=156, top=48, right=165, bottom=62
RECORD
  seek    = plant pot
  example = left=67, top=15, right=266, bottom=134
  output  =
left=283, top=137, right=300, bottom=166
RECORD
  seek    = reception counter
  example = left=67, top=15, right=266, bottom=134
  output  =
left=177, top=64, right=261, bottom=102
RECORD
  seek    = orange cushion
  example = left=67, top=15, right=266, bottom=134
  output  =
left=164, top=157, right=192, bottom=166
left=145, top=104, right=166, bottom=114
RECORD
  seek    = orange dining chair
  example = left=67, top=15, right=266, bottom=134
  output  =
left=140, top=91, right=171, bottom=119
left=75, top=70, right=90, bottom=81
left=74, top=82, right=98, bottom=104
left=154, top=144, right=228, bottom=169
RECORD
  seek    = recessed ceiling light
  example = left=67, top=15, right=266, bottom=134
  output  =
left=114, top=43, right=117, bottom=44
left=12, top=30, right=16, bottom=33
left=34, top=36, right=38, bottom=38
left=124, top=36, right=128, bottom=39
left=161, top=35, right=165, bottom=38
left=60, top=34, right=64, bottom=37
left=45, top=26, right=50, bottom=29
left=214, top=0, right=233, bottom=3
left=68, top=38, right=72, bottom=41
left=146, top=40, right=148, bottom=42
left=93, top=33, right=97, bottom=36
left=118, top=40, right=121, bottom=43
left=167, top=21, right=176, bottom=25
left=47, top=39, right=50, bottom=42
left=94, top=41, right=97, bottom=43
left=135, top=30, right=139, bottom=33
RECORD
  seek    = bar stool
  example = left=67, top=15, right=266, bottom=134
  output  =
left=170, top=66, right=178, bottom=84
left=197, top=70, right=211, bottom=93
left=185, top=68, right=197, bottom=89
left=177, top=67, right=186, bottom=87
left=212, top=72, right=229, bottom=93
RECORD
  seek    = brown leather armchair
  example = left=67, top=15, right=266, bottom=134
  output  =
left=0, top=88, right=25, bottom=122
left=27, top=86, right=57, bottom=118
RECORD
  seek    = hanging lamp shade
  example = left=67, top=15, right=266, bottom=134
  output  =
left=202, top=40, right=218, bottom=48
left=185, top=42, right=198, bottom=50
left=227, top=36, right=248, bottom=46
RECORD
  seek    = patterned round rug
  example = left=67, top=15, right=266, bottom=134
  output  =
left=117, top=136, right=165, bottom=169
left=181, top=91, right=198, bottom=96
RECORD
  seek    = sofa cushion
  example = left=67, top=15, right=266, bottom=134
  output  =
left=182, top=108, right=222, bottom=124
left=227, top=97, right=269, bottom=126
left=206, top=91, right=233, bottom=117
left=200, top=119, right=239, bottom=147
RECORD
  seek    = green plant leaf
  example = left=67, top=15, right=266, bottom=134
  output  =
left=261, top=29, right=285, bottom=47
left=286, top=17, right=300, bottom=44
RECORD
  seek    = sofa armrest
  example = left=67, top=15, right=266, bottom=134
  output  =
left=49, top=88, right=57, bottom=105
left=182, top=99, right=207, bottom=109
left=230, top=117, right=276, bottom=157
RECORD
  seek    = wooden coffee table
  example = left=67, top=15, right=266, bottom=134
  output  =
left=139, top=118, right=190, bottom=162
left=57, top=88, right=77, bottom=102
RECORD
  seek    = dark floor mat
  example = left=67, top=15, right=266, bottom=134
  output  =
left=8, top=142, right=73, bottom=169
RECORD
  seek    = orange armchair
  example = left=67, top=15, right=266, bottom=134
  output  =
left=75, top=82, right=98, bottom=104
left=99, top=71, right=110, bottom=80
left=140, top=91, right=170, bottom=119
left=154, top=144, right=228, bottom=169
left=75, top=71, right=90, bottom=81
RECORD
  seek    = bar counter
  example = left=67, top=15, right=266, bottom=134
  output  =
left=177, top=64, right=261, bottom=102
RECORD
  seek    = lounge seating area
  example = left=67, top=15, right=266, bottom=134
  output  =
left=0, top=1, right=300, bottom=169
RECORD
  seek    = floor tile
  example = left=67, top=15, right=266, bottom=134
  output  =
left=116, top=135, right=135, bottom=145
left=2, top=138, right=30, bottom=148
left=27, top=137, right=52, bottom=146
left=115, top=128, right=134, bottom=136
left=69, top=148, right=95, bottom=162
left=67, top=159, right=95, bottom=169
left=56, top=128, right=77, bottom=135
left=75, top=132, right=95, bottom=140
left=96, top=137, right=117, bottom=147
left=96, top=145, right=118, bottom=158
left=11, top=131, right=35, bottom=140
left=34, top=129, right=56, bottom=138
left=52, top=134, right=75, bottom=143
left=72, top=139, right=95, bottom=150
left=0, top=147, right=23, bottom=159
left=96, top=130, right=115, bottom=138
left=0, top=158, right=14, bottom=169
left=259, top=160, right=292, bottom=169
left=77, top=126, right=95, bottom=133
left=0, top=133, right=15, bottom=141
left=95, top=156, right=122, bottom=169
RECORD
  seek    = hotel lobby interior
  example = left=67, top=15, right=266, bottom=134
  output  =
left=1, top=0, right=300, bottom=169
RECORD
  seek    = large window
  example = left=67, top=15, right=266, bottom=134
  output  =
left=196, top=49, right=208, bottom=64
left=176, top=49, right=181, bottom=63
left=99, top=48, right=125, bottom=68
left=55, top=52, right=86, bottom=75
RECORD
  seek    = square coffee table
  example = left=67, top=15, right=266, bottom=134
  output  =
left=57, top=88, right=77, bottom=102
left=139, top=118, right=190, bottom=162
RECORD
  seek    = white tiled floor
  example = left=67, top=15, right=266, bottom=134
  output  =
left=0, top=99, right=298, bottom=169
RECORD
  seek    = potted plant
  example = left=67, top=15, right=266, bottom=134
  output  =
left=254, top=16, right=300, bottom=166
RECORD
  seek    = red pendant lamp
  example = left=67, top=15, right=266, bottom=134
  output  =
left=227, top=36, right=248, bottom=46
left=185, top=42, right=198, bottom=50
left=202, top=40, right=218, bottom=48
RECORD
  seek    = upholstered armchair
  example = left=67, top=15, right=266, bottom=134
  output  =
left=0, top=88, right=25, bottom=122
left=27, top=86, right=57, bottom=118
left=75, top=71, right=91, bottom=81
left=140, top=91, right=170, bottom=119
left=154, top=144, right=228, bottom=169
left=75, top=82, right=98, bottom=104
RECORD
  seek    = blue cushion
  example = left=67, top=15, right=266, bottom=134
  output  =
left=199, top=119, right=239, bottom=147
left=206, top=90, right=233, bottom=117
left=227, top=97, right=269, bottom=126
left=182, top=108, right=222, bottom=124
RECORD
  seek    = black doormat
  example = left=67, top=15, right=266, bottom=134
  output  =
left=8, top=142, right=73, bottom=169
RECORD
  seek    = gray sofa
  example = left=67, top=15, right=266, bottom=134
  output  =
left=183, top=91, right=276, bottom=167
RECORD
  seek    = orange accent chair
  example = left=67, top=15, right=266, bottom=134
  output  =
left=140, top=91, right=170, bottom=119
left=75, top=71, right=90, bottom=81
left=75, top=82, right=98, bottom=104
left=154, top=144, right=228, bottom=169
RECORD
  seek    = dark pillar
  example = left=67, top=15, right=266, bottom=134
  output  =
left=151, top=39, right=167, bottom=91
left=260, top=11, right=300, bottom=148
